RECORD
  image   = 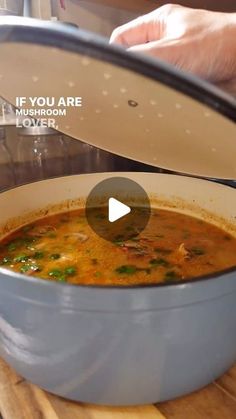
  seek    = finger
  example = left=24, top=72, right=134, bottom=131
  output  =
left=110, top=11, right=162, bottom=47
left=127, top=39, right=181, bottom=66
left=127, top=39, right=227, bottom=82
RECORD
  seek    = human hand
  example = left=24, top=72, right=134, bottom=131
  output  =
left=110, top=4, right=236, bottom=83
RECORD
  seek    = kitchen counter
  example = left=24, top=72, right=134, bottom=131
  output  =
left=0, top=358, right=235, bottom=418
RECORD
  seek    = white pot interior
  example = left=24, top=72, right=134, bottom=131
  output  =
left=0, top=173, right=236, bottom=238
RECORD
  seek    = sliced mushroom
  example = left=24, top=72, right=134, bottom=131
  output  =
left=172, top=243, right=190, bottom=264
left=70, top=232, right=89, bottom=242
left=178, top=243, right=190, bottom=259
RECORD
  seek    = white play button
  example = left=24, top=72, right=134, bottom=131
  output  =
left=86, top=177, right=150, bottom=242
left=108, top=197, right=131, bottom=223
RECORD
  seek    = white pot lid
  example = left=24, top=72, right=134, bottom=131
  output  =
left=0, top=17, right=235, bottom=179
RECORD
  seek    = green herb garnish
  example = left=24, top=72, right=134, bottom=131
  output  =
left=33, top=251, right=45, bottom=259
left=164, top=270, right=181, bottom=282
left=115, top=265, right=138, bottom=275
left=64, top=266, right=77, bottom=276
left=0, top=256, right=12, bottom=265
left=14, top=254, right=29, bottom=263
left=58, top=276, right=66, bottom=282
left=149, top=258, right=170, bottom=267
left=48, top=268, right=63, bottom=278
left=8, top=242, right=17, bottom=251
left=113, top=240, right=124, bottom=247
left=20, top=264, right=31, bottom=273
left=48, top=268, right=67, bottom=282
left=48, top=266, right=77, bottom=281
left=191, top=247, right=205, bottom=256
left=50, top=253, right=61, bottom=260
left=21, top=263, right=41, bottom=273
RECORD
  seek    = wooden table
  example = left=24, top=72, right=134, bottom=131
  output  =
left=0, top=358, right=235, bottom=419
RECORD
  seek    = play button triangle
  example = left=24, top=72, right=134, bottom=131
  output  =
left=108, top=197, right=131, bottom=223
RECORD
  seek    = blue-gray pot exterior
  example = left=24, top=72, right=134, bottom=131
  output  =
left=0, top=269, right=235, bottom=405
left=0, top=173, right=236, bottom=405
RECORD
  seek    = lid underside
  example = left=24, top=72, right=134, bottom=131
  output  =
left=0, top=18, right=235, bottom=179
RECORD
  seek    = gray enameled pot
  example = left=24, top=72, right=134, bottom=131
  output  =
left=0, top=172, right=236, bottom=405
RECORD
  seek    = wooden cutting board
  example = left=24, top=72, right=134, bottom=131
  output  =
left=0, top=358, right=235, bottom=419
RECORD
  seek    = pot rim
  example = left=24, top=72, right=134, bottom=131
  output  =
left=0, top=173, right=236, bottom=290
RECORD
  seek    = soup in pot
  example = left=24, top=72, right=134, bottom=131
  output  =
left=0, top=207, right=236, bottom=286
